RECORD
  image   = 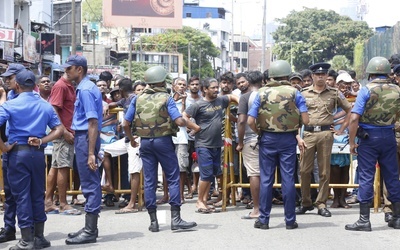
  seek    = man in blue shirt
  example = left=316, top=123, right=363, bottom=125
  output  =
left=63, top=55, right=103, bottom=245
left=346, top=57, right=400, bottom=231
left=0, top=64, right=26, bottom=244
left=124, top=66, right=197, bottom=232
left=247, top=60, right=309, bottom=230
left=0, top=69, right=63, bottom=249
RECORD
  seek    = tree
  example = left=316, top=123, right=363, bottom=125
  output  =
left=139, top=26, right=220, bottom=78
left=272, top=7, right=373, bottom=71
left=329, top=55, right=351, bottom=72
left=119, top=61, right=149, bottom=81
left=82, top=0, right=103, bottom=22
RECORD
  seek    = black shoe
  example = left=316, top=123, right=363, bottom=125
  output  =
left=254, top=220, right=269, bottom=230
left=286, top=222, right=298, bottom=230
left=295, top=206, right=314, bottom=215
left=0, top=227, right=16, bottom=243
left=385, top=212, right=393, bottom=223
left=318, top=208, right=332, bottom=217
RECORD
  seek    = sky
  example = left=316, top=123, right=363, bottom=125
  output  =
left=216, top=0, right=400, bottom=37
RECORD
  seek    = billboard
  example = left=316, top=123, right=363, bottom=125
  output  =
left=103, top=0, right=182, bottom=29
left=40, top=33, right=61, bottom=55
left=23, top=34, right=38, bottom=63
left=0, top=28, right=15, bottom=43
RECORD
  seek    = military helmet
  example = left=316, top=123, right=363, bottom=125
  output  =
left=366, top=57, right=391, bottom=75
left=144, top=66, right=168, bottom=84
left=269, top=60, right=292, bottom=78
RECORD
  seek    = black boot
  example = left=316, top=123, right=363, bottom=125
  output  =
left=33, top=222, right=51, bottom=249
left=148, top=209, right=159, bottom=232
left=345, top=203, right=371, bottom=231
left=0, top=227, right=16, bottom=243
left=65, top=213, right=98, bottom=245
left=9, top=227, right=34, bottom=250
left=170, top=206, right=197, bottom=230
left=388, top=202, right=400, bottom=229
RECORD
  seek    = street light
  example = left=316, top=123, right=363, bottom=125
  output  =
left=302, top=49, right=323, bottom=65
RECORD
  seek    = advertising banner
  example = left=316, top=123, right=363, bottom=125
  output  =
left=0, top=28, right=15, bottom=43
left=103, top=0, right=183, bottom=29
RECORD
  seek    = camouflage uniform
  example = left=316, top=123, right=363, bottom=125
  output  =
left=299, top=85, right=351, bottom=210
left=248, top=80, right=307, bottom=228
left=354, top=78, right=400, bottom=207
left=128, top=86, right=182, bottom=210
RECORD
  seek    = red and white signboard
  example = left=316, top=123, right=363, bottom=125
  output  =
left=0, top=28, right=15, bottom=43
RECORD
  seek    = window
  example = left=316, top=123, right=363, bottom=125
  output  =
left=186, top=13, right=192, bottom=17
left=233, top=42, right=240, bottom=51
left=242, top=42, right=248, bottom=52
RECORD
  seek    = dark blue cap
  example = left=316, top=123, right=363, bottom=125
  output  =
left=15, top=69, right=36, bottom=86
left=61, top=55, right=87, bottom=68
left=1, top=63, right=26, bottom=77
left=393, top=64, right=400, bottom=74
left=309, top=62, right=331, bottom=73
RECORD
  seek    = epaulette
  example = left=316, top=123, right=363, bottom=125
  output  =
left=300, top=86, right=311, bottom=92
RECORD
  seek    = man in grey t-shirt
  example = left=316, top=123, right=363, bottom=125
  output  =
left=183, top=77, right=238, bottom=213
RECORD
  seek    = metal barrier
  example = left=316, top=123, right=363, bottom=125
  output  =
left=0, top=108, right=145, bottom=209
left=220, top=105, right=382, bottom=212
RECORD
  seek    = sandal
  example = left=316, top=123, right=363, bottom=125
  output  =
left=119, top=200, right=129, bottom=208
left=185, top=193, right=194, bottom=199
left=242, top=196, right=251, bottom=205
left=104, top=196, right=115, bottom=207
left=156, top=198, right=168, bottom=205
left=246, top=201, right=254, bottom=209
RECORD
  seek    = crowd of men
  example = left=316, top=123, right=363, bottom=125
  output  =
left=1, top=53, right=400, bottom=249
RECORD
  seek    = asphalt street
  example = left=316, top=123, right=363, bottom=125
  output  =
left=1, top=192, right=400, bottom=250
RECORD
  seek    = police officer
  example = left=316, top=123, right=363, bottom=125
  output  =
left=124, top=66, right=197, bottom=232
left=63, top=55, right=103, bottom=245
left=0, top=64, right=25, bottom=244
left=345, top=57, right=400, bottom=231
left=296, top=62, right=352, bottom=217
left=247, top=60, right=309, bottom=229
left=0, top=69, right=64, bottom=250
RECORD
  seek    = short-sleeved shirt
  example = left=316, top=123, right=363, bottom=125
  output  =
left=0, top=92, right=61, bottom=146
left=185, top=96, right=229, bottom=148
left=49, top=77, right=76, bottom=133
left=301, top=85, right=351, bottom=126
left=72, top=76, right=103, bottom=131
left=124, top=95, right=182, bottom=124
left=116, top=93, right=136, bottom=114
left=185, top=95, right=201, bottom=141
left=238, top=91, right=258, bottom=143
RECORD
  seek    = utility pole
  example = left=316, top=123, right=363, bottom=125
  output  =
left=128, top=25, right=132, bottom=79
left=199, top=49, right=201, bottom=80
left=188, top=42, right=191, bottom=80
left=261, top=0, right=266, bottom=72
left=92, top=29, right=96, bottom=73
left=71, top=0, right=76, bottom=55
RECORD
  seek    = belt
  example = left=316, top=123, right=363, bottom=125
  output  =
left=304, top=125, right=331, bottom=132
left=9, top=144, right=44, bottom=153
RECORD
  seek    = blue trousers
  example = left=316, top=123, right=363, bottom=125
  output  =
left=75, top=131, right=102, bottom=214
left=259, top=131, right=297, bottom=225
left=140, top=136, right=180, bottom=209
left=358, top=128, right=400, bottom=203
left=7, top=148, right=46, bottom=229
left=2, top=153, right=16, bottom=231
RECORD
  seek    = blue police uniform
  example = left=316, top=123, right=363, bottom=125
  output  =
left=0, top=92, right=61, bottom=229
left=248, top=90, right=308, bottom=228
left=72, top=76, right=103, bottom=215
left=351, top=81, right=400, bottom=204
left=125, top=95, right=182, bottom=209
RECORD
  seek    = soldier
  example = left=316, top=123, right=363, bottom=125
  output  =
left=0, top=69, right=64, bottom=249
left=247, top=60, right=309, bottom=229
left=123, top=66, right=197, bottom=232
left=345, top=57, right=400, bottom=231
left=296, top=62, right=352, bottom=217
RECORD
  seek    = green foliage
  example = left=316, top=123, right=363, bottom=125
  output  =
left=353, top=42, right=365, bottom=81
left=82, top=0, right=103, bottom=22
left=328, top=55, right=351, bottom=71
left=119, top=60, right=149, bottom=82
left=272, top=7, right=373, bottom=70
left=139, top=26, right=220, bottom=78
